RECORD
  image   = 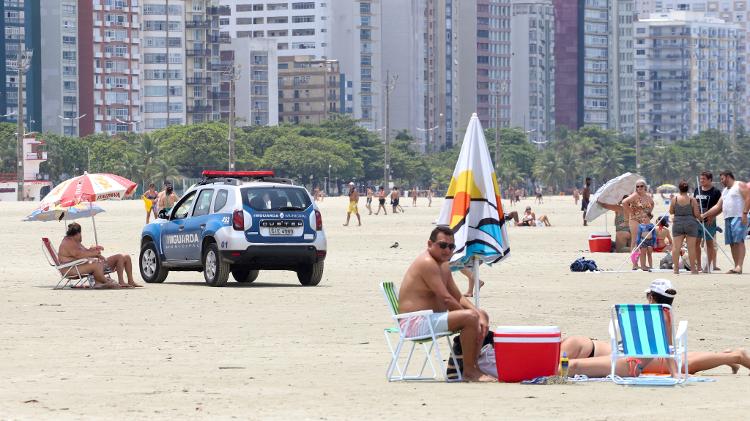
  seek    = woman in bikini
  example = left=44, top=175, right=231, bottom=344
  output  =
left=622, top=180, right=654, bottom=269
left=596, top=195, right=631, bottom=252
left=561, top=279, right=750, bottom=377
left=653, top=215, right=672, bottom=253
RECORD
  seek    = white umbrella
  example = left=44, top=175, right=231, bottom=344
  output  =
left=437, top=113, right=510, bottom=306
left=585, top=172, right=643, bottom=223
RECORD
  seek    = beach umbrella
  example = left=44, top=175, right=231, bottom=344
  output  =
left=24, top=202, right=106, bottom=244
left=585, top=172, right=643, bottom=223
left=41, top=172, right=137, bottom=207
left=437, top=113, right=510, bottom=306
left=656, top=184, right=678, bottom=193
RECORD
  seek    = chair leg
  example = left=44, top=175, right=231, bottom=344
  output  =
left=387, top=338, right=405, bottom=381
left=401, top=342, right=417, bottom=379
left=431, top=337, right=449, bottom=382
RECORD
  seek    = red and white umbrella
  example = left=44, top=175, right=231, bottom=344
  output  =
left=41, top=172, right=137, bottom=207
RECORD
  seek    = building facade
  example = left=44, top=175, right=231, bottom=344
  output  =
left=510, top=0, right=555, bottom=142
left=635, top=12, right=744, bottom=140
left=184, top=0, right=222, bottom=125
left=277, top=55, right=339, bottom=124
left=476, top=0, right=511, bottom=132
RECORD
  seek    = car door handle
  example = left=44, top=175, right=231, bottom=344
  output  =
left=178, top=226, right=185, bottom=231
left=200, top=224, right=206, bottom=229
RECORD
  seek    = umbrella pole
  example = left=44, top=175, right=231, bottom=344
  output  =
left=472, top=257, right=480, bottom=307
left=90, top=202, right=99, bottom=246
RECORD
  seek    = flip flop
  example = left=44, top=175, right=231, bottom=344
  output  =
left=727, top=269, right=742, bottom=274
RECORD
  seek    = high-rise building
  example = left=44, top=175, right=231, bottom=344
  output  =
left=40, top=1, right=82, bottom=136
left=78, top=0, right=142, bottom=136
left=638, top=0, right=750, bottom=127
left=219, top=38, right=278, bottom=126
left=510, top=0, right=555, bottom=142
left=610, top=0, right=636, bottom=134
left=277, top=55, right=339, bottom=124
left=1, top=0, right=41, bottom=132
left=476, top=0, right=511, bottom=131
left=184, top=0, right=222, bottom=125
left=635, top=12, right=744, bottom=139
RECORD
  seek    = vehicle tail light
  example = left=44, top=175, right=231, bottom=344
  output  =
left=232, top=209, right=244, bottom=231
left=315, top=209, right=323, bottom=231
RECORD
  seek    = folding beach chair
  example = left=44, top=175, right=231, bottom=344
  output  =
left=42, top=237, right=109, bottom=289
left=380, top=281, right=462, bottom=382
left=609, top=304, right=688, bottom=385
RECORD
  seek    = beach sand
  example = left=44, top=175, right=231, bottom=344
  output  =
left=1, top=195, right=749, bottom=420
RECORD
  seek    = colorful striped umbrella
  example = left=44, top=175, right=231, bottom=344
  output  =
left=437, top=113, right=510, bottom=306
left=41, top=172, right=137, bottom=207
left=24, top=201, right=105, bottom=222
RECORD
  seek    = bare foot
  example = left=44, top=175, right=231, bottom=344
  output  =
left=128, top=282, right=144, bottom=288
left=462, top=370, right=495, bottom=382
left=118, top=283, right=134, bottom=288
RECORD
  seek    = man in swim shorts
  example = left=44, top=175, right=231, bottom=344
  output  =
left=343, top=182, right=361, bottom=226
left=375, top=186, right=387, bottom=215
left=398, top=226, right=493, bottom=382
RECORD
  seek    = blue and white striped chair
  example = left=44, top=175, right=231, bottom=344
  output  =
left=609, top=304, right=688, bottom=385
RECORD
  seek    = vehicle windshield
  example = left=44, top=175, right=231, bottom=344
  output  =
left=241, top=187, right=312, bottom=211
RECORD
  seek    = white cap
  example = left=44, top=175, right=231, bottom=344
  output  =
left=644, top=279, right=675, bottom=298
left=349, top=182, right=355, bottom=186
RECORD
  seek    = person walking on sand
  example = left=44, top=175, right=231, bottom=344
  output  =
left=573, top=187, right=580, bottom=206
left=427, top=188, right=433, bottom=207
left=694, top=171, right=722, bottom=272
left=375, top=186, right=388, bottom=215
left=391, top=187, right=401, bottom=214
left=343, top=182, right=361, bottom=226
left=701, top=171, right=750, bottom=274
left=411, top=187, right=418, bottom=206
left=365, top=187, right=374, bottom=215
left=142, top=183, right=159, bottom=223
left=398, top=226, right=494, bottom=382
left=581, top=178, right=592, bottom=226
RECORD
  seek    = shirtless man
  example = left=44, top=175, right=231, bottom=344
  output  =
left=156, top=181, right=179, bottom=216
left=398, top=226, right=494, bottom=382
left=582, top=178, right=591, bottom=226
left=411, top=187, right=418, bottom=206
left=390, top=187, right=401, bottom=214
left=343, top=182, right=361, bottom=226
left=374, top=186, right=388, bottom=215
left=365, top=187, right=374, bottom=215
left=58, top=223, right=141, bottom=288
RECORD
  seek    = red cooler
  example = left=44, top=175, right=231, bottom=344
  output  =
left=588, top=232, right=611, bottom=253
left=493, top=326, right=561, bottom=382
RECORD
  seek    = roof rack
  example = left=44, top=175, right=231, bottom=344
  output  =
left=198, top=170, right=294, bottom=186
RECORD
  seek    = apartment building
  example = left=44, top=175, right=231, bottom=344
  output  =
left=638, top=0, right=750, bottom=127
left=510, top=0, right=555, bottom=142
left=635, top=12, right=744, bottom=139
left=277, top=55, right=339, bottom=124
left=40, top=1, right=82, bottom=135
left=219, top=37, right=278, bottom=126
left=77, top=0, right=141, bottom=136
left=1, top=0, right=41, bottom=132
left=476, top=0, right=512, bottom=132
left=184, top=0, right=222, bottom=125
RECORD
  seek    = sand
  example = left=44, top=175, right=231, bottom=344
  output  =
left=1, top=195, right=749, bottom=420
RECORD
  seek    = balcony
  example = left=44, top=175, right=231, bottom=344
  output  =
left=186, top=20, right=211, bottom=29
left=208, top=91, right=230, bottom=99
left=186, top=77, right=212, bottom=84
left=186, top=49, right=212, bottom=57
left=187, top=105, right=213, bottom=113
left=26, top=152, right=47, bottom=160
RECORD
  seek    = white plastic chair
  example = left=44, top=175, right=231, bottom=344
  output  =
left=609, top=303, right=688, bottom=385
left=380, top=281, right=462, bottom=382
left=42, top=237, right=109, bottom=289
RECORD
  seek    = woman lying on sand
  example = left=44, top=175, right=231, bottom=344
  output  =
left=561, top=279, right=750, bottom=377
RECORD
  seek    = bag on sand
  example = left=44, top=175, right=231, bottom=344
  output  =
left=478, top=344, right=497, bottom=378
left=660, top=252, right=673, bottom=269
left=446, top=331, right=494, bottom=380
left=570, top=257, right=598, bottom=272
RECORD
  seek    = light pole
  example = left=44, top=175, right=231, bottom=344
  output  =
left=383, top=70, right=398, bottom=190
left=491, top=81, right=508, bottom=169
left=327, top=164, right=331, bottom=195
left=14, top=50, right=33, bottom=201
left=59, top=113, right=88, bottom=136
left=416, top=125, right=438, bottom=153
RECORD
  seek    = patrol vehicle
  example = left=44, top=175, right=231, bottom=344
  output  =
left=139, top=170, right=327, bottom=287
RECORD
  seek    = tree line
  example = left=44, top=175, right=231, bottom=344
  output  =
left=1, top=116, right=748, bottom=193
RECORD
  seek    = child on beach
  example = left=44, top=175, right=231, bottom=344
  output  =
left=637, top=212, right=655, bottom=271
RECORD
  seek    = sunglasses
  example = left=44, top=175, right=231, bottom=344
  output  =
left=636, top=185, right=646, bottom=188
left=436, top=241, right=456, bottom=250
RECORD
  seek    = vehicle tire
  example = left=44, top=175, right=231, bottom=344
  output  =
left=140, top=241, right=168, bottom=283
left=232, top=266, right=259, bottom=283
left=297, top=260, right=324, bottom=286
left=203, top=243, right=230, bottom=287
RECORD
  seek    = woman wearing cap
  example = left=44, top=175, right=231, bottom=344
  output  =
left=562, top=279, right=750, bottom=377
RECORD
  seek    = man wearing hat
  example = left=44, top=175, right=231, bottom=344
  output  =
left=343, top=182, right=361, bottom=226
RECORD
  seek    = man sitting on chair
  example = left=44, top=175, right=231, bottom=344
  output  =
left=398, top=226, right=494, bottom=382
left=58, top=222, right=141, bottom=288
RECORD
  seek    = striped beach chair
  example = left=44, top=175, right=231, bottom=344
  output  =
left=380, top=281, right=462, bottom=382
left=609, top=304, right=688, bottom=385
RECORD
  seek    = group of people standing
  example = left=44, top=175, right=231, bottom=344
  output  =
left=344, top=184, right=434, bottom=226
left=597, top=171, right=750, bottom=274
left=141, top=181, right=180, bottom=223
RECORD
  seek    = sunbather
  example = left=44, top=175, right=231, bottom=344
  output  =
left=398, top=226, right=494, bottom=382
left=562, top=279, right=750, bottom=376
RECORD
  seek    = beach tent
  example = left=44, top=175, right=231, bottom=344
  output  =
left=437, top=113, right=510, bottom=306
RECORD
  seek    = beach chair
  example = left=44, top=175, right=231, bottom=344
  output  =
left=42, top=237, right=105, bottom=289
left=609, top=304, right=688, bottom=385
left=380, top=281, right=462, bottom=382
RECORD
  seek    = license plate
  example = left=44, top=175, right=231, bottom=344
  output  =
left=269, top=227, right=294, bottom=236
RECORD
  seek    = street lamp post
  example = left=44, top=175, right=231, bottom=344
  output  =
left=491, top=81, right=508, bottom=169
left=14, top=50, right=33, bottom=201
left=327, top=164, right=331, bottom=195
left=383, top=70, right=398, bottom=190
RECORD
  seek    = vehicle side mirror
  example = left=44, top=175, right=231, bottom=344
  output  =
left=158, top=209, right=168, bottom=220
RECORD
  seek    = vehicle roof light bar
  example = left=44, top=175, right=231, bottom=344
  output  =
left=201, top=170, right=275, bottom=179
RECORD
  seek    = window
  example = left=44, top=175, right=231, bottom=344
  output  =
left=193, top=189, right=214, bottom=217
left=62, top=36, right=76, bottom=45
left=63, top=81, right=77, bottom=91
left=292, top=15, right=314, bottom=23
left=267, top=16, right=288, bottom=24
left=267, top=3, right=289, bottom=11
left=213, top=190, right=229, bottom=212
left=236, top=17, right=253, bottom=25
left=292, top=2, right=315, bottom=9
left=360, top=2, right=371, bottom=13
left=292, top=28, right=315, bottom=36
left=172, top=192, right=197, bottom=220
left=62, top=51, right=77, bottom=61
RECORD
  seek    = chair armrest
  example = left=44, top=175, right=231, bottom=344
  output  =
left=675, top=320, right=688, bottom=341
left=57, top=258, right=90, bottom=270
left=393, top=310, right=435, bottom=320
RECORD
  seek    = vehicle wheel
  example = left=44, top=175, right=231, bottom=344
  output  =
left=203, top=243, right=230, bottom=287
left=297, top=261, right=324, bottom=286
left=232, top=266, right=259, bottom=283
left=140, top=241, right=168, bottom=283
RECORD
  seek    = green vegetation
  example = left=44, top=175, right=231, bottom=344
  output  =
left=1, top=117, right=747, bottom=192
